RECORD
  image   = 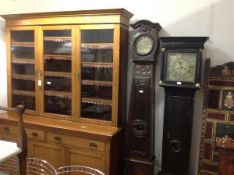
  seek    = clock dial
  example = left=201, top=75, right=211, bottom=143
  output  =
left=134, top=35, right=154, bottom=55
left=166, top=53, right=197, bottom=82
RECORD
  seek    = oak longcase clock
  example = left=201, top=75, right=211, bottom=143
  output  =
left=124, top=20, right=161, bottom=175
left=158, top=37, right=208, bottom=175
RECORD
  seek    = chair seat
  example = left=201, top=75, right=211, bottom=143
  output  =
left=0, top=140, right=21, bottom=163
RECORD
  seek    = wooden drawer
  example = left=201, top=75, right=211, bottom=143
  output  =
left=0, top=124, right=18, bottom=136
left=47, top=132, right=105, bottom=152
left=26, top=128, right=45, bottom=141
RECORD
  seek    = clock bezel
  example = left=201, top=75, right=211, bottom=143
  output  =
left=130, top=32, right=158, bottom=62
left=133, top=34, right=155, bottom=56
left=161, top=49, right=202, bottom=88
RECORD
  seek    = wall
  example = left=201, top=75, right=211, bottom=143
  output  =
left=0, top=0, right=233, bottom=174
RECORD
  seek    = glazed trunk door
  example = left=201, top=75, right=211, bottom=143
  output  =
left=7, top=27, right=40, bottom=115
left=40, top=26, right=75, bottom=120
left=77, top=25, right=119, bottom=127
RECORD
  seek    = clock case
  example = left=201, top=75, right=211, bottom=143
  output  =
left=124, top=20, right=161, bottom=175
left=158, top=37, right=208, bottom=175
left=160, top=37, right=208, bottom=88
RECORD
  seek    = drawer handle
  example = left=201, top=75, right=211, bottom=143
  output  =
left=31, top=132, right=38, bottom=137
left=54, top=136, right=62, bottom=142
left=3, top=127, right=10, bottom=132
left=89, top=142, right=98, bottom=150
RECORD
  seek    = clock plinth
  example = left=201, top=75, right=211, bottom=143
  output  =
left=159, top=37, right=208, bottom=175
left=124, top=157, right=155, bottom=175
left=123, top=20, right=161, bottom=175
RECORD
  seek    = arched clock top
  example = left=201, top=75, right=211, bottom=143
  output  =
left=129, top=20, right=161, bottom=62
left=131, top=20, right=161, bottom=33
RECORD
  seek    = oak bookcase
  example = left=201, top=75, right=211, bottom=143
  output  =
left=0, top=9, right=132, bottom=175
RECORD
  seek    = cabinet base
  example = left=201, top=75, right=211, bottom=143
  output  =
left=124, top=157, right=155, bottom=175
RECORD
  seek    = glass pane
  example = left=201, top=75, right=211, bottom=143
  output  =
left=81, top=103, right=111, bottom=121
left=81, top=49, right=113, bottom=63
left=12, top=64, right=34, bottom=75
left=81, top=67, right=112, bottom=81
left=12, top=79, right=35, bottom=91
left=44, top=30, right=71, bottom=55
left=43, top=29, right=72, bottom=116
left=80, top=29, right=113, bottom=121
left=11, top=47, right=34, bottom=60
left=81, top=85, right=112, bottom=100
left=11, top=30, right=35, bottom=110
left=44, top=96, right=71, bottom=115
left=44, top=60, right=71, bottom=72
left=45, top=76, right=71, bottom=92
left=81, top=29, right=113, bottom=43
left=12, top=95, right=35, bottom=110
left=44, top=42, right=71, bottom=55
left=11, top=31, right=34, bottom=42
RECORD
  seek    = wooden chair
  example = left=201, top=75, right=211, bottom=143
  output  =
left=56, top=165, right=105, bottom=175
left=0, top=105, right=27, bottom=175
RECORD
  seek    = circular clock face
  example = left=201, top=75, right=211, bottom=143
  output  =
left=166, top=53, right=197, bottom=83
left=134, top=35, right=154, bottom=56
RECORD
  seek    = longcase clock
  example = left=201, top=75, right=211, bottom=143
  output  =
left=158, top=37, right=208, bottom=175
left=124, top=20, right=161, bottom=175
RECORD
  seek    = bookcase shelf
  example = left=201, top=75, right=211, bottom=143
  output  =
left=44, top=90, right=72, bottom=98
left=81, top=97, right=112, bottom=106
left=11, top=41, right=34, bottom=48
left=82, top=80, right=112, bottom=87
left=12, top=58, right=35, bottom=64
left=44, top=54, right=71, bottom=61
left=12, top=90, right=35, bottom=97
left=44, top=71, right=71, bottom=78
left=81, top=62, right=113, bottom=69
left=12, top=74, right=35, bottom=81
left=81, top=43, right=113, bottom=50
left=44, top=36, right=72, bottom=42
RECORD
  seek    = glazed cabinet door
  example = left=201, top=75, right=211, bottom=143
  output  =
left=78, top=25, right=119, bottom=126
left=7, top=27, right=40, bottom=115
left=41, top=26, right=75, bottom=120
left=7, top=25, right=122, bottom=124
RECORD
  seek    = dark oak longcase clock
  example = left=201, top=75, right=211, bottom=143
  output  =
left=158, top=37, right=208, bottom=175
left=124, top=20, right=161, bottom=175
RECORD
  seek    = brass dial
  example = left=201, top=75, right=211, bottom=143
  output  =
left=134, top=35, right=154, bottom=55
left=166, top=53, right=197, bottom=82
